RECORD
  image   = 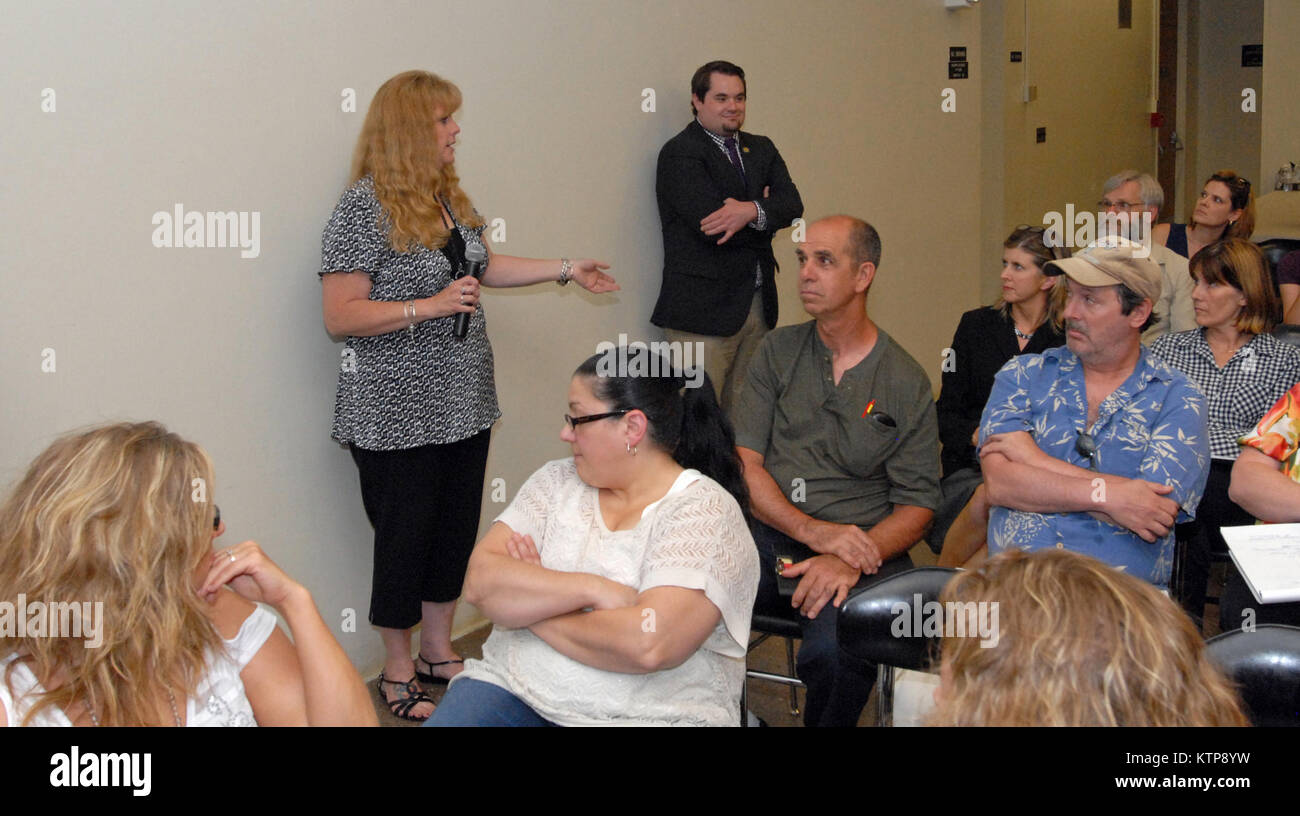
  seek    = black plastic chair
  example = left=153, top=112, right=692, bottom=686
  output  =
left=1273, top=323, right=1300, bottom=348
left=1206, top=624, right=1300, bottom=727
left=837, top=566, right=959, bottom=726
left=1258, top=239, right=1300, bottom=282
left=742, top=609, right=805, bottom=725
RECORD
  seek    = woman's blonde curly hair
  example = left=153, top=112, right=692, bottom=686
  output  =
left=0, top=422, right=222, bottom=726
left=929, top=549, right=1249, bottom=727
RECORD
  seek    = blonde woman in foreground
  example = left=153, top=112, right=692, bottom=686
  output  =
left=929, top=549, right=1248, bottom=727
left=0, top=422, right=376, bottom=726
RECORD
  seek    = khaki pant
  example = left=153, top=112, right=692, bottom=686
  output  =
left=663, top=290, right=768, bottom=418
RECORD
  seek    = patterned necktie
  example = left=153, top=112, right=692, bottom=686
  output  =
left=724, top=137, right=747, bottom=185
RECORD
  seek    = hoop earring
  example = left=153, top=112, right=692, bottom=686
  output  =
left=626, top=441, right=637, bottom=455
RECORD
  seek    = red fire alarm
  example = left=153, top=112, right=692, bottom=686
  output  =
left=1150, top=112, right=1166, bottom=128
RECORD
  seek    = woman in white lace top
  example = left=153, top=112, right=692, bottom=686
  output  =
left=426, top=347, right=759, bottom=726
left=0, top=422, right=376, bottom=726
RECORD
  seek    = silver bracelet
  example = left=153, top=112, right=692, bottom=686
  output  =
left=405, top=300, right=416, bottom=335
left=558, top=258, right=572, bottom=286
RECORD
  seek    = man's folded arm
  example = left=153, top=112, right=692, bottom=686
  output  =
left=980, top=451, right=1105, bottom=514
left=758, top=145, right=803, bottom=230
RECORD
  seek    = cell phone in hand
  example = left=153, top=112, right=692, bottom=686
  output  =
left=776, top=556, right=798, bottom=598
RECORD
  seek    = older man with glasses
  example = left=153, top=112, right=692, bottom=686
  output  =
left=976, top=237, right=1210, bottom=590
left=1098, top=169, right=1195, bottom=341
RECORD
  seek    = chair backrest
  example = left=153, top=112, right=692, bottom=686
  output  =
left=837, top=566, right=959, bottom=671
left=1258, top=239, right=1300, bottom=279
left=1273, top=323, right=1300, bottom=348
left=1259, top=240, right=1300, bottom=320
left=1206, top=624, right=1300, bottom=727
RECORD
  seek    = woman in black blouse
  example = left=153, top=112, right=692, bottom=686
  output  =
left=930, top=226, right=1067, bottom=555
left=319, top=71, right=617, bottom=721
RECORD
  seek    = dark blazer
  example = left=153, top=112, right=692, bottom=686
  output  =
left=651, top=120, right=803, bottom=337
left=936, top=306, right=1066, bottom=477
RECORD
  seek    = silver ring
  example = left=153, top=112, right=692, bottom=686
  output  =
left=227, top=550, right=237, bottom=564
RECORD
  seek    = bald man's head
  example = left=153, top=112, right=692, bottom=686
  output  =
left=812, top=215, right=882, bottom=270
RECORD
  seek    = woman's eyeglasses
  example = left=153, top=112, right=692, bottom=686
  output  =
left=564, top=410, right=630, bottom=430
left=1075, top=431, right=1098, bottom=471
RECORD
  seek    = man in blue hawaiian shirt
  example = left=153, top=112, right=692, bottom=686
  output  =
left=978, top=237, right=1210, bottom=588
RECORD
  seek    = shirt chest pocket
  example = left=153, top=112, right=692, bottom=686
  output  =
left=832, top=412, right=897, bottom=477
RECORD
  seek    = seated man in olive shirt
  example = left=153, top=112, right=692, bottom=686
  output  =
left=733, top=215, right=940, bottom=727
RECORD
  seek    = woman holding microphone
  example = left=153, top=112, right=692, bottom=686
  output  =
left=319, top=70, right=616, bottom=721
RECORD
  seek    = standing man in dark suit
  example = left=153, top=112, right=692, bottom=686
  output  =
left=651, top=60, right=803, bottom=413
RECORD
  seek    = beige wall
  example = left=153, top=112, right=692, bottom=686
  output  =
left=1262, top=0, right=1300, bottom=186
left=996, top=0, right=1159, bottom=301
left=0, top=0, right=984, bottom=672
left=1189, top=0, right=1262, bottom=211
left=9, top=1, right=1283, bottom=676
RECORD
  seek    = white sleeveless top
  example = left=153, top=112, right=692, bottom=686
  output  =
left=0, top=606, right=277, bottom=727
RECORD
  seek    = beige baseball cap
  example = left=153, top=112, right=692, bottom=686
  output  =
left=1043, top=236, right=1162, bottom=305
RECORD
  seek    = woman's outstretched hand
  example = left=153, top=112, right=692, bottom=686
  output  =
left=571, top=259, right=618, bottom=293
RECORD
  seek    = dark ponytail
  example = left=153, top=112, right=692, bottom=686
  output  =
left=576, top=347, right=751, bottom=520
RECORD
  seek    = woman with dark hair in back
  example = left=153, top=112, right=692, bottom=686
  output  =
left=1153, top=169, right=1256, bottom=260
left=929, top=226, right=1067, bottom=553
left=1149, top=238, right=1300, bottom=627
left=318, top=70, right=617, bottom=721
left=426, top=347, right=758, bottom=726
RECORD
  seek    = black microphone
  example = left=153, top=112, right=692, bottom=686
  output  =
left=454, top=243, right=488, bottom=339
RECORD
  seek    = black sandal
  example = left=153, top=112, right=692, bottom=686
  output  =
left=376, top=672, right=435, bottom=722
left=415, top=654, right=464, bottom=686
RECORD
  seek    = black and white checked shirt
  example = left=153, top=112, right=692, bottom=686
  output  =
left=1149, top=329, right=1300, bottom=459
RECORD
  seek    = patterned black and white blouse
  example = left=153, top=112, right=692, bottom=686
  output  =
left=1149, top=329, right=1300, bottom=460
left=319, top=176, right=500, bottom=450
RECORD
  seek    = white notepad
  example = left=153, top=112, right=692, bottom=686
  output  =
left=1220, top=524, right=1300, bottom=604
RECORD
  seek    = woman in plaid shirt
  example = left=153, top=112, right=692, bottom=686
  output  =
left=1149, top=239, right=1300, bottom=628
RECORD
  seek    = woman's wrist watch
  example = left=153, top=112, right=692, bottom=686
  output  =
left=558, top=258, right=572, bottom=286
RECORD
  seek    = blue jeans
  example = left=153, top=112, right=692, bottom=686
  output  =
left=753, top=521, right=912, bottom=727
left=424, top=678, right=559, bottom=727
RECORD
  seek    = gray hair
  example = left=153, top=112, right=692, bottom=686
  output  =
left=1102, top=170, right=1164, bottom=212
